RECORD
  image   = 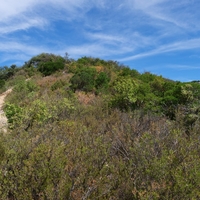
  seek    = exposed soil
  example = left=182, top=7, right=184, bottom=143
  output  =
left=0, top=88, right=12, bottom=133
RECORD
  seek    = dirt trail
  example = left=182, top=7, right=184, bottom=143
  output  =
left=0, top=88, right=12, bottom=133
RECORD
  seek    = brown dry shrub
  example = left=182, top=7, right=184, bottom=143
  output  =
left=95, top=66, right=104, bottom=73
left=76, top=91, right=96, bottom=105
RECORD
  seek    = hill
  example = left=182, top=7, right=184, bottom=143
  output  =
left=0, top=53, right=200, bottom=199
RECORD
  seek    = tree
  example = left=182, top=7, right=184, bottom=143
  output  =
left=27, top=53, right=65, bottom=76
left=111, top=76, right=138, bottom=111
left=0, top=80, right=5, bottom=89
left=70, top=68, right=97, bottom=92
left=95, top=72, right=110, bottom=93
left=120, top=67, right=140, bottom=78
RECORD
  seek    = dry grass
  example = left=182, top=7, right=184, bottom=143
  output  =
left=76, top=91, right=96, bottom=105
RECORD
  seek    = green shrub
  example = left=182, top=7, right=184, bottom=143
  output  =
left=0, top=80, right=5, bottom=89
left=38, top=59, right=65, bottom=76
left=70, top=68, right=97, bottom=92
left=51, top=79, right=65, bottom=91
left=27, top=53, right=65, bottom=76
left=4, top=103, right=23, bottom=128
left=110, top=76, right=138, bottom=111
left=95, top=72, right=110, bottom=93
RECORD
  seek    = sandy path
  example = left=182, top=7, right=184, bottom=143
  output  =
left=0, top=88, right=12, bottom=132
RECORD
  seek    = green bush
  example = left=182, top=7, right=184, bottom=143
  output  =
left=27, top=53, right=65, bottom=76
left=38, top=59, right=65, bottom=76
left=51, top=79, right=65, bottom=91
left=4, top=103, right=23, bottom=128
left=0, top=80, right=5, bottom=89
left=95, top=72, right=110, bottom=91
left=110, top=76, right=138, bottom=111
left=70, top=68, right=97, bottom=92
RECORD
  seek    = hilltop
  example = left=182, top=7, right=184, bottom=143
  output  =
left=0, top=53, right=200, bottom=199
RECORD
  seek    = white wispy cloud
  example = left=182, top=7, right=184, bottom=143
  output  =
left=120, top=38, right=200, bottom=61
left=85, top=32, right=153, bottom=54
left=144, top=64, right=200, bottom=72
left=165, top=64, right=200, bottom=70
left=0, top=41, right=47, bottom=54
left=63, top=42, right=133, bottom=59
left=130, top=0, right=200, bottom=31
left=0, top=0, right=39, bottom=21
left=0, top=18, right=47, bottom=34
left=86, top=33, right=126, bottom=44
left=0, top=0, right=91, bottom=34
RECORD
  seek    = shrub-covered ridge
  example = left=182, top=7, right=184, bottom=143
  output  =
left=0, top=53, right=200, bottom=199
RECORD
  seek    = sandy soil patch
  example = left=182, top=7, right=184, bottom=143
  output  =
left=0, top=88, right=12, bottom=133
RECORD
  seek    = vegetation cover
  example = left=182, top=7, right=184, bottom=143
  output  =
left=0, top=53, right=200, bottom=199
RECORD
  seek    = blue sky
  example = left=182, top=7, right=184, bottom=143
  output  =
left=0, top=0, right=200, bottom=81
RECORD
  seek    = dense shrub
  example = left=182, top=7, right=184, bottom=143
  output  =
left=0, top=79, right=5, bottom=89
left=51, top=79, right=66, bottom=91
left=27, top=53, right=65, bottom=76
left=110, top=76, right=138, bottom=111
left=95, top=72, right=110, bottom=89
left=1, top=55, right=200, bottom=199
left=70, top=68, right=97, bottom=92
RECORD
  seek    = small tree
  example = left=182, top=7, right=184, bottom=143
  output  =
left=95, top=72, right=110, bottom=93
left=111, top=76, right=138, bottom=111
left=70, top=68, right=97, bottom=92
left=27, top=53, right=65, bottom=76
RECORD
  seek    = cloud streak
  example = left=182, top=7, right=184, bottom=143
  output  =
left=0, top=18, right=47, bottom=34
left=120, top=38, right=200, bottom=61
left=131, top=0, right=200, bottom=30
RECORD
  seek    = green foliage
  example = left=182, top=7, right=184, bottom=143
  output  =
left=2, top=55, right=200, bottom=199
left=0, top=65, right=17, bottom=80
left=70, top=67, right=97, bottom=92
left=76, top=56, right=108, bottom=67
left=8, top=79, right=38, bottom=104
left=3, top=108, right=200, bottom=199
left=180, top=84, right=194, bottom=103
left=140, top=71, right=157, bottom=83
left=51, top=97, right=76, bottom=121
left=150, top=76, right=165, bottom=97
left=28, top=100, right=51, bottom=123
left=24, top=65, right=38, bottom=77
left=120, top=67, right=140, bottom=78
left=111, top=76, right=138, bottom=111
left=70, top=67, right=111, bottom=94
left=14, top=79, right=38, bottom=94
left=28, top=53, right=65, bottom=76
left=4, top=103, right=23, bottom=128
left=0, top=79, right=5, bottom=89
left=95, top=72, right=110, bottom=94
left=0, top=132, right=72, bottom=199
left=51, top=79, right=66, bottom=91
left=38, top=59, right=65, bottom=76
left=0, top=139, right=5, bottom=161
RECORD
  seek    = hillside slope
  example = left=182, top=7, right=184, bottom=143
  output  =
left=0, top=54, right=200, bottom=199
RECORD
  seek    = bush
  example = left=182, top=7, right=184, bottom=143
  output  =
left=70, top=68, right=97, bottom=92
left=4, top=103, right=23, bottom=128
left=51, top=79, right=65, bottom=91
left=38, top=59, right=65, bottom=76
left=95, top=72, right=110, bottom=92
left=0, top=80, right=5, bottom=89
left=27, top=53, right=65, bottom=76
